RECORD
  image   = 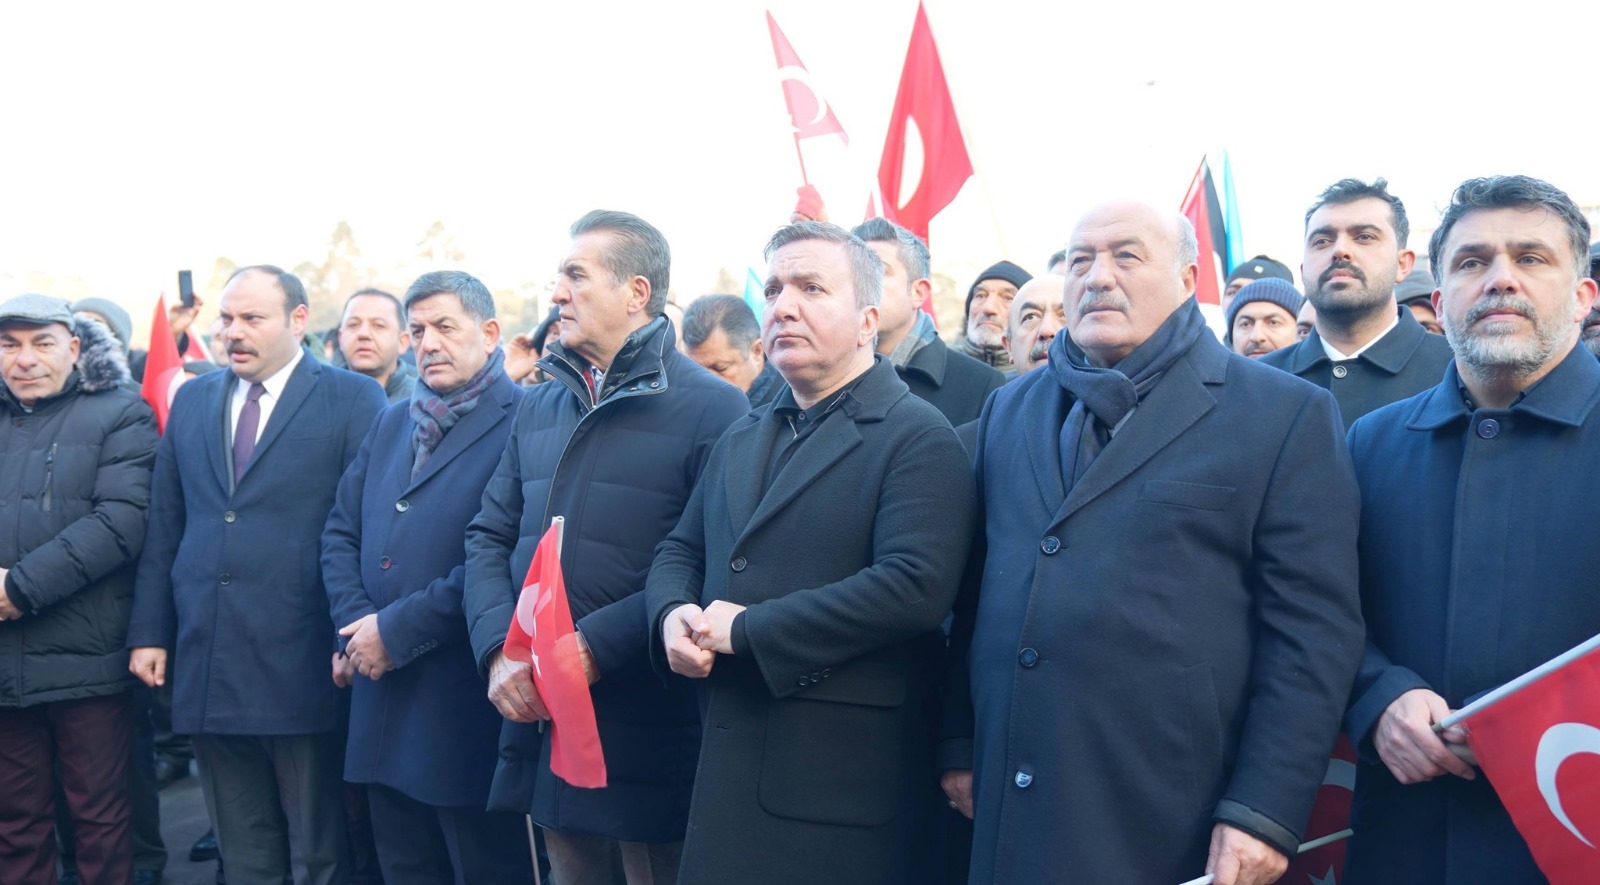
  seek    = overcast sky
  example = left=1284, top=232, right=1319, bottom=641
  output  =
left=4, top=0, right=1596, bottom=332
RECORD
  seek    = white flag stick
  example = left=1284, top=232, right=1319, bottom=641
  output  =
left=535, top=516, right=564, bottom=737
left=1436, top=632, right=1600, bottom=731
left=1175, top=828, right=1354, bottom=885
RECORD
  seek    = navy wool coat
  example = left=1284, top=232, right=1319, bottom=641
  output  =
left=645, top=356, right=976, bottom=885
left=128, top=352, right=385, bottom=735
left=322, top=372, right=521, bottom=808
left=1342, top=345, right=1600, bottom=884
left=464, top=319, right=748, bottom=843
left=944, top=331, right=1365, bottom=883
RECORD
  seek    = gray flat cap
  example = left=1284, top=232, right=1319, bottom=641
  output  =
left=0, top=293, right=74, bottom=328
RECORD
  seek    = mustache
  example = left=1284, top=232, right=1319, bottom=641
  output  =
left=1319, top=260, right=1367, bottom=286
left=1076, top=291, right=1130, bottom=317
left=1465, top=295, right=1535, bottom=325
left=419, top=353, right=452, bottom=369
left=227, top=344, right=257, bottom=356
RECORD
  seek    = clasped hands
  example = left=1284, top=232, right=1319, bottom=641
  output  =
left=662, top=600, right=745, bottom=678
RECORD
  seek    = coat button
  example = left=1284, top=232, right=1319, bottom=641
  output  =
left=219, top=573, right=231, bottom=585
left=1477, top=418, right=1500, bottom=439
left=223, top=511, right=236, bottom=523
left=395, top=500, right=410, bottom=513
left=1014, top=770, right=1033, bottom=788
left=379, top=556, right=392, bottom=570
left=1040, top=536, right=1061, bottom=555
left=798, top=677, right=808, bottom=687
left=731, top=556, right=747, bottom=572
left=650, top=381, right=660, bottom=389
left=1331, top=364, right=1349, bottom=379
left=1019, top=648, right=1039, bottom=668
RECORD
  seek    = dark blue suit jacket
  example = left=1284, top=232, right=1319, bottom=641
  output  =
left=322, top=372, right=521, bottom=808
left=128, top=350, right=385, bottom=735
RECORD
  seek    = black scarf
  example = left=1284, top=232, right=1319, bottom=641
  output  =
left=1048, top=298, right=1207, bottom=493
left=409, top=347, right=505, bottom=481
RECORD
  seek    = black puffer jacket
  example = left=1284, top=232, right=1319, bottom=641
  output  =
left=0, top=316, right=158, bottom=707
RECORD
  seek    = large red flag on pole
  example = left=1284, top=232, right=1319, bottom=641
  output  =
left=140, top=296, right=185, bottom=434
left=876, top=1, right=973, bottom=248
left=504, top=518, right=607, bottom=789
left=1457, top=635, right=1600, bottom=884
left=1180, top=157, right=1232, bottom=336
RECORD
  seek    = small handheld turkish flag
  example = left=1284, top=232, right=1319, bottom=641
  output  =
left=504, top=519, right=607, bottom=789
left=140, top=296, right=186, bottom=434
left=1463, top=638, right=1600, bottom=884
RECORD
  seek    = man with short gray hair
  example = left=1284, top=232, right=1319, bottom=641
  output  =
left=681, top=295, right=783, bottom=407
left=324, top=270, right=533, bottom=883
left=647, top=220, right=974, bottom=884
left=465, top=211, right=748, bottom=884
left=943, top=201, right=1364, bottom=885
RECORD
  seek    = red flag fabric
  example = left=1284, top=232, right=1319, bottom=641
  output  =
left=765, top=11, right=847, bottom=143
left=1283, top=734, right=1356, bottom=885
left=1465, top=646, right=1600, bottom=883
left=139, top=297, right=185, bottom=434
left=876, top=1, right=973, bottom=245
left=1180, top=158, right=1230, bottom=308
left=504, top=522, right=607, bottom=789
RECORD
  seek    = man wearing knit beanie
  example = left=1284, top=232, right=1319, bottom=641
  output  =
left=1393, top=267, right=1442, bottom=335
left=72, top=298, right=133, bottom=353
left=956, top=260, right=1031, bottom=373
left=1225, top=278, right=1303, bottom=359
left=1223, top=255, right=1294, bottom=306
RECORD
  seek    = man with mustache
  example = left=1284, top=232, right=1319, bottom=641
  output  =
left=1224, top=278, right=1304, bottom=360
left=1260, top=178, right=1454, bottom=428
left=955, top=261, right=1032, bottom=374
left=1341, top=175, right=1600, bottom=883
left=1005, top=274, right=1066, bottom=373
left=128, top=266, right=386, bottom=885
left=942, top=201, right=1362, bottom=885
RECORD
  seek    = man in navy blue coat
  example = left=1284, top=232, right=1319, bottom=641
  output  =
left=128, top=265, right=385, bottom=885
left=1343, top=175, right=1600, bottom=884
left=464, top=211, right=748, bottom=884
left=941, top=201, right=1364, bottom=885
left=322, top=271, right=533, bottom=884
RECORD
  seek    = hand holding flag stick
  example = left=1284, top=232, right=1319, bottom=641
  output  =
left=1176, top=828, right=1353, bottom=885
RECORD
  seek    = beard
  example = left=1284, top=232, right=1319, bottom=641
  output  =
left=1307, top=260, right=1394, bottom=319
left=966, top=322, right=1005, bottom=350
left=1581, top=311, right=1600, bottom=359
left=1443, top=292, right=1576, bottom=381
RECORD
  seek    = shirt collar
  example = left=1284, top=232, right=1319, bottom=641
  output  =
left=1407, top=343, right=1600, bottom=430
left=1320, top=310, right=1399, bottom=362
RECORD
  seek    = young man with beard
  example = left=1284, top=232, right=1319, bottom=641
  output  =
left=1581, top=242, right=1600, bottom=358
left=1224, top=279, right=1304, bottom=360
left=1260, top=179, right=1454, bottom=428
left=1342, top=175, right=1600, bottom=883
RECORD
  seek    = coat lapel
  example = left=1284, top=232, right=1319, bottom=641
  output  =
left=738, top=411, right=863, bottom=544
left=405, top=377, right=515, bottom=492
left=239, top=353, right=320, bottom=485
left=722, top=417, right=775, bottom=537
left=1050, top=345, right=1220, bottom=529
left=212, top=371, right=236, bottom=493
left=1018, top=375, right=1070, bottom=514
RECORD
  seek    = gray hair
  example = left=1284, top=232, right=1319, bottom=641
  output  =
left=763, top=221, right=884, bottom=309
left=403, top=270, right=497, bottom=322
left=682, top=295, right=760, bottom=351
left=570, top=209, right=671, bottom=318
left=1429, top=175, right=1592, bottom=282
left=1174, top=213, right=1199, bottom=273
left=228, top=265, right=308, bottom=314
left=849, top=217, right=930, bottom=281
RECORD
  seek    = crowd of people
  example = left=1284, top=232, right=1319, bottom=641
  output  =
left=1, top=172, right=1596, bottom=885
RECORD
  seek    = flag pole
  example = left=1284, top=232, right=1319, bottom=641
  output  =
left=1437, top=632, right=1600, bottom=731
left=792, top=133, right=812, bottom=187
left=1175, top=828, right=1354, bottom=885
left=536, top=515, right=565, bottom=739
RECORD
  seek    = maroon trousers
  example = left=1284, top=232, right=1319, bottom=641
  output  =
left=0, top=694, right=133, bottom=885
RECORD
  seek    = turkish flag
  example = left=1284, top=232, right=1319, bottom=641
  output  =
left=1283, top=734, right=1356, bottom=885
left=876, top=1, right=973, bottom=247
left=1180, top=157, right=1230, bottom=309
left=765, top=12, right=847, bottom=143
left=504, top=522, right=607, bottom=789
left=1465, top=644, right=1600, bottom=883
left=139, top=296, right=186, bottom=434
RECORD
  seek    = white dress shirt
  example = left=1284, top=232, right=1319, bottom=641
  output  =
left=229, top=348, right=305, bottom=446
left=1319, top=311, right=1399, bottom=362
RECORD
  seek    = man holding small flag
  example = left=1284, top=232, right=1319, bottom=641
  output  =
left=1343, top=175, right=1600, bottom=883
left=464, top=210, right=747, bottom=885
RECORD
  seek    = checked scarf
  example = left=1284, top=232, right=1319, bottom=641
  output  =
left=409, top=347, right=505, bottom=481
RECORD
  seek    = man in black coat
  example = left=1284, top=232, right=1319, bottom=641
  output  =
left=0, top=296, right=157, bottom=885
left=852, top=218, right=1004, bottom=426
left=464, top=211, right=748, bottom=885
left=647, top=221, right=975, bottom=885
left=1260, top=178, right=1453, bottom=428
left=942, top=201, right=1364, bottom=885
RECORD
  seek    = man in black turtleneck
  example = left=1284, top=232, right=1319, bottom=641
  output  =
left=940, top=200, right=1363, bottom=885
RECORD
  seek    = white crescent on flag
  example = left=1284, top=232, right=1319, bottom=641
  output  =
left=895, top=115, right=925, bottom=213
left=775, top=65, right=831, bottom=130
left=1536, top=721, right=1600, bottom=848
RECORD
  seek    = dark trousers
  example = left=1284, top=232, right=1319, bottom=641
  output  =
left=56, top=684, right=166, bottom=875
left=193, top=732, right=350, bottom=885
left=366, top=783, right=534, bottom=885
left=542, top=829, right=681, bottom=885
left=0, top=694, right=133, bottom=885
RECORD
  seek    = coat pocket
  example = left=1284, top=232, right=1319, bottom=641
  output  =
left=1138, top=480, right=1235, bottom=511
left=1181, top=661, right=1226, bottom=815
left=757, top=662, right=907, bottom=828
